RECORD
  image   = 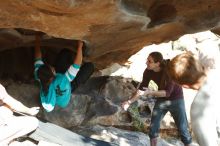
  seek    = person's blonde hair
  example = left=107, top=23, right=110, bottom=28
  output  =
left=168, top=52, right=205, bottom=85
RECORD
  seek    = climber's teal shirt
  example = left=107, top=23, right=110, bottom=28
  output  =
left=34, top=58, right=80, bottom=112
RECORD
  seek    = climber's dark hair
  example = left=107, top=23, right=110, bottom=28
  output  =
left=37, top=64, right=55, bottom=95
left=55, top=49, right=76, bottom=73
left=149, top=52, right=171, bottom=89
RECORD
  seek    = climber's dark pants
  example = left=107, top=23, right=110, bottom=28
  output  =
left=54, top=49, right=94, bottom=92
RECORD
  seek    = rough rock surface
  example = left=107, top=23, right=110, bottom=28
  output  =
left=0, top=1, right=219, bottom=145
left=2, top=77, right=197, bottom=145
left=1, top=0, right=220, bottom=70
left=1, top=76, right=171, bottom=129
left=71, top=125, right=199, bottom=146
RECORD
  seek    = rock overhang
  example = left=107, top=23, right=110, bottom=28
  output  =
left=0, top=0, right=220, bottom=71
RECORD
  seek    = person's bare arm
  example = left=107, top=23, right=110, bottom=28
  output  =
left=125, top=88, right=167, bottom=103
left=121, top=90, right=141, bottom=108
left=121, top=88, right=167, bottom=111
left=129, top=90, right=142, bottom=103
left=35, top=34, right=42, bottom=59
left=3, top=95, right=39, bottom=116
left=147, top=90, right=166, bottom=97
left=0, top=84, right=39, bottom=116
left=74, top=40, right=83, bottom=65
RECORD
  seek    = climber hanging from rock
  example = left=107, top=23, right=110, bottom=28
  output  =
left=34, top=33, right=94, bottom=112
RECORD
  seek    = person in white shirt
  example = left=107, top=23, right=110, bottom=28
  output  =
left=0, top=84, right=39, bottom=145
left=168, top=52, right=220, bottom=146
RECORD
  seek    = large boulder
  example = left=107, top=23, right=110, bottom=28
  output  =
left=0, top=77, right=148, bottom=128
